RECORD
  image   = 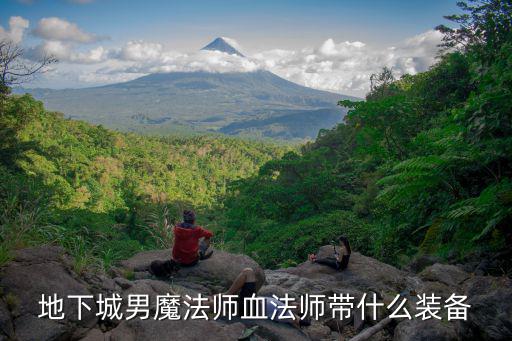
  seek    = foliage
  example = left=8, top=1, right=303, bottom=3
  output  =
left=0, top=94, right=285, bottom=268
left=1, top=0, right=510, bottom=274
left=223, top=0, right=512, bottom=267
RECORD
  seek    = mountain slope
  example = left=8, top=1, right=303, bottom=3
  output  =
left=21, top=70, right=355, bottom=139
left=18, top=38, right=358, bottom=140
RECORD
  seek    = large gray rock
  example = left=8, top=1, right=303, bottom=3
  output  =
left=4, top=243, right=511, bottom=341
left=79, top=328, right=109, bottom=341
left=0, top=245, right=98, bottom=341
left=0, top=301, right=13, bottom=339
left=458, top=276, right=512, bottom=340
left=419, top=264, right=470, bottom=288
left=230, top=318, right=311, bottom=341
left=305, top=320, right=331, bottom=340
left=119, top=248, right=266, bottom=293
left=82, top=272, right=120, bottom=296
left=280, top=248, right=407, bottom=295
left=264, top=269, right=334, bottom=296
left=405, top=254, right=442, bottom=273
left=393, top=319, right=457, bottom=341
left=119, top=249, right=170, bottom=272
left=110, top=319, right=246, bottom=341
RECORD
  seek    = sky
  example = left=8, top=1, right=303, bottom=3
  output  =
left=1, top=0, right=461, bottom=97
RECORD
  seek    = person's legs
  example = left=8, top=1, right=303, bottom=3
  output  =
left=314, top=257, right=340, bottom=270
left=226, top=268, right=256, bottom=295
left=199, top=239, right=213, bottom=260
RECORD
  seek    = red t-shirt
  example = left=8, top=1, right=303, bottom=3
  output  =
left=172, top=224, right=213, bottom=265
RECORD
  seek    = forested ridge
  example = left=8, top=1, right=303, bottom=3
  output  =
left=0, top=95, right=287, bottom=271
left=1, top=1, right=511, bottom=276
left=221, top=1, right=512, bottom=271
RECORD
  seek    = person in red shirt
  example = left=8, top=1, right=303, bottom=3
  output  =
left=172, top=210, right=213, bottom=266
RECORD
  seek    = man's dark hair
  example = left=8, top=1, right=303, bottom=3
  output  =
left=183, top=210, right=196, bottom=223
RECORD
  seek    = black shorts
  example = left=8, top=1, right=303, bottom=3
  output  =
left=238, top=282, right=257, bottom=313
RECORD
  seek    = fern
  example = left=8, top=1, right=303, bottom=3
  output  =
left=443, top=180, right=512, bottom=241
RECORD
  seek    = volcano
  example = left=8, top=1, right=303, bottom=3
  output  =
left=18, top=38, right=357, bottom=140
left=201, top=37, right=245, bottom=57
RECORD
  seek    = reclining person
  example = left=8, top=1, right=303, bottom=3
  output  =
left=308, top=236, right=351, bottom=271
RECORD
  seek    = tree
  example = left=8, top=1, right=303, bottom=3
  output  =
left=366, top=67, right=397, bottom=101
left=0, top=40, right=57, bottom=94
left=436, top=0, right=512, bottom=62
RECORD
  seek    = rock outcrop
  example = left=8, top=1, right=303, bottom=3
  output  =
left=458, top=275, right=512, bottom=340
left=110, top=319, right=247, bottom=341
left=393, top=319, right=458, bottom=341
left=0, top=244, right=510, bottom=341
left=119, top=249, right=266, bottom=293
left=0, top=246, right=98, bottom=341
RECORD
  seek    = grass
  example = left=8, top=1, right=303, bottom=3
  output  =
left=5, top=292, right=19, bottom=312
left=122, top=269, right=135, bottom=280
left=0, top=244, right=12, bottom=266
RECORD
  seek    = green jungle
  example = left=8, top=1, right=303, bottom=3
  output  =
left=1, top=1, right=511, bottom=274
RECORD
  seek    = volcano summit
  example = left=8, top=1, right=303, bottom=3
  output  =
left=18, top=38, right=356, bottom=140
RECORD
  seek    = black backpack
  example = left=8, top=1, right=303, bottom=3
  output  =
left=149, top=259, right=180, bottom=278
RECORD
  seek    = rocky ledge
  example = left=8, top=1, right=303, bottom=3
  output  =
left=0, top=245, right=510, bottom=341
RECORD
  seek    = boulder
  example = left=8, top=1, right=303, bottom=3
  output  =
left=114, top=277, right=133, bottom=290
left=11, top=246, right=70, bottom=264
left=121, top=279, right=173, bottom=300
left=265, top=247, right=409, bottom=332
left=0, top=301, right=13, bottom=339
left=279, top=248, right=407, bottom=297
left=120, top=248, right=266, bottom=293
left=79, top=328, right=108, bottom=341
left=232, top=318, right=311, bottom=341
left=264, top=270, right=332, bottom=296
left=404, top=254, right=442, bottom=273
left=110, top=319, right=246, bottom=341
left=13, top=314, right=69, bottom=341
left=305, top=321, right=332, bottom=340
left=407, top=275, right=454, bottom=301
left=119, top=249, right=169, bottom=272
left=4, top=243, right=511, bottom=341
left=82, top=272, right=120, bottom=296
left=258, top=284, right=289, bottom=299
left=419, top=264, right=470, bottom=288
left=393, top=319, right=457, bottom=341
left=458, top=276, right=512, bottom=340
left=0, top=245, right=98, bottom=341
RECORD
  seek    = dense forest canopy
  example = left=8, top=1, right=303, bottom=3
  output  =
left=221, top=0, right=512, bottom=270
left=0, top=0, right=510, bottom=275
left=0, top=94, right=287, bottom=270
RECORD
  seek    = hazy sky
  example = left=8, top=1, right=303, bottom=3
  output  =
left=1, top=0, right=461, bottom=96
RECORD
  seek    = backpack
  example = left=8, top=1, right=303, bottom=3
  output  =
left=149, top=259, right=180, bottom=278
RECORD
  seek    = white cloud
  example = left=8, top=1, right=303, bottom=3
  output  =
left=24, top=17, right=108, bottom=65
left=108, top=40, right=259, bottom=74
left=28, top=30, right=443, bottom=96
left=33, top=17, right=104, bottom=43
left=0, top=16, right=30, bottom=43
left=113, top=41, right=164, bottom=62
left=28, top=41, right=108, bottom=64
left=252, top=30, right=443, bottom=96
